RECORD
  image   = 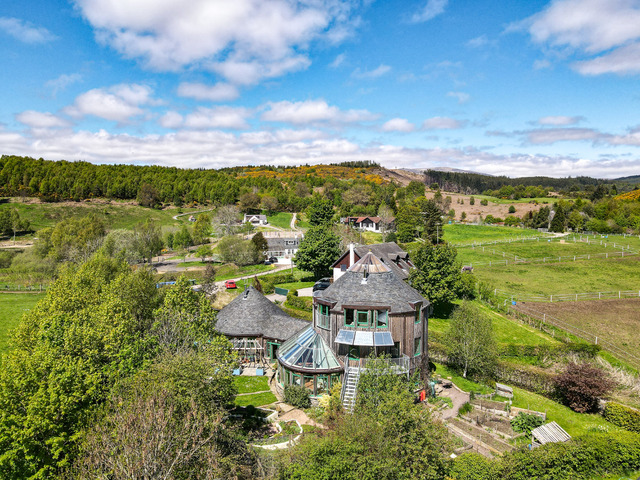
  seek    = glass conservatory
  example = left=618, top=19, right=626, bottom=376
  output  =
left=276, top=326, right=343, bottom=396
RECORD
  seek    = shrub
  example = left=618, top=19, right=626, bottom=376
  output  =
left=459, top=402, right=473, bottom=416
left=510, top=412, right=544, bottom=435
left=480, top=199, right=488, bottom=206
left=508, top=205, right=516, bottom=213
left=603, top=402, right=640, bottom=433
left=284, top=385, right=311, bottom=408
left=554, top=362, right=615, bottom=413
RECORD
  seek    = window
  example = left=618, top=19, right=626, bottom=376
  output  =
left=356, top=310, right=369, bottom=327
left=349, top=346, right=360, bottom=360
left=341, top=264, right=347, bottom=272
left=317, top=304, right=330, bottom=329
left=316, top=375, right=329, bottom=395
left=376, top=310, right=388, bottom=328
left=414, top=337, right=422, bottom=356
left=391, top=342, right=400, bottom=358
left=344, top=309, right=355, bottom=327
left=414, top=305, right=421, bottom=324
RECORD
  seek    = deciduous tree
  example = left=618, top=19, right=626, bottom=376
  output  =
left=293, top=226, right=341, bottom=279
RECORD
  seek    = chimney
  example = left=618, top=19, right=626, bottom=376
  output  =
left=349, top=243, right=355, bottom=267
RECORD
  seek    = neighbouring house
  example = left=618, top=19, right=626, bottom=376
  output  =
left=332, top=242, right=414, bottom=281
left=216, top=286, right=308, bottom=364
left=243, top=214, right=268, bottom=226
left=188, top=215, right=196, bottom=222
left=276, top=252, right=429, bottom=405
left=265, top=233, right=303, bottom=264
left=341, top=216, right=394, bottom=232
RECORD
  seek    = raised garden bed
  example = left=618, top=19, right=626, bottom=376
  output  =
left=450, top=417, right=514, bottom=454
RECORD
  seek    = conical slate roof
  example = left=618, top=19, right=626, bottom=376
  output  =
left=216, top=286, right=308, bottom=342
left=317, top=253, right=428, bottom=313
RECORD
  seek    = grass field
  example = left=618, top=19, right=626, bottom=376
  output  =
left=429, top=303, right=560, bottom=348
left=472, top=257, right=640, bottom=297
left=0, top=293, right=44, bottom=353
left=515, top=299, right=640, bottom=362
left=215, top=263, right=277, bottom=282
left=444, top=224, right=543, bottom=245
left=6, top=199, right=189, bottom=232
left=267, top=212, right=293, bottom=229
left=234, top=391, right=278, bottom=407
left=234, top=376, right=270, bottom=394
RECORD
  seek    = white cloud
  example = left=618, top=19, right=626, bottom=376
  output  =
left=523, top=127, right=606, bottom=145
left=0, top=17, right=56, bottom=44
left=159, top=111, right=184, bottom=129
left=73, top=0, right=366, bottom=84
left=410, top=0, right=448, bottom=23
left=573, top=43, right=640, bottom=75
left=45, top=73, right=83, bottom=96
left=261, top=99, right=378, bottom=125
left=382, top=118, right=415, bottom=132
left=351, top=64, right=392, bottom=79
left=537, top=116, right=583, bottom=126
left=533, top=59, right=552, bottom=70
left=422, top=117, right=465, bottom=130
left=524, top=0, right=640, bottom=75
left=447, top=91, right=470, bottom=104
left=183, top=106, right=251, bottom=130
left=466, top=35, right=489, bottom=48
left=177, top=82, right=239, bottom=102
left=3, top=122, right=640, bottom=178
left=64, top=84, right=156, bottom=122
left=16, top=111, right=71, bottom=129
left=330, top=53, right=347, bottom=68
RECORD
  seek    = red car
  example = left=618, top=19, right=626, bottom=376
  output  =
left=225, top=280, right=237, bottom=289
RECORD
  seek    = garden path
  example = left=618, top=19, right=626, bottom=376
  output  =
left=438, top=385, right=470, bottom=420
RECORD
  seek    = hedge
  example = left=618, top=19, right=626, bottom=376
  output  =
left=284, top=385, right=311, bottom=408
left=449, top=431, right=640, bottom=480
left=603, top=402, right=640, bottom=434
left=260, top=273, right=297, bottom=294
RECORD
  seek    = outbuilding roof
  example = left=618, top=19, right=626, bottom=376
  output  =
left=216, top=286, right=308, bottom=342
left=319, top=252, right=428, bottom=313
left=332, top=242, right=414, bottom=280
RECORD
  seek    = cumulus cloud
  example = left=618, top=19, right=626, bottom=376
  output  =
left=422, top=117, right=465, bottom=130
left=521, top=127, right=607, bottom=145
left=330, top=53, right=347, bottom=68
left=177, top=82, right=239, bottom=102
left=536, top=116, right=583, bottom=126
left=16, top=111, right=71, bottom=129
left=351, top=64, right=391, bottom=79
left=382, top=118, right=415, bottom=132
left=183, top=106, right=251, bottom=130
left=64, top=84, right=157, bottom=122
left=524, top=0, right=640, bottom=75
left=261, top=99, right=378, bottom=125
left=410, top=0, right=448, bottom=23
left=72, top=0, right=366, bottom=84
left=4, top=125, right=637, bottom=178
left=0, top=17, right=56, bottom=44
left=466, top=35, right=489, bottom=48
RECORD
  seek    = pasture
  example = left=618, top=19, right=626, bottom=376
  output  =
left=443, top=223, right=543, bottom=245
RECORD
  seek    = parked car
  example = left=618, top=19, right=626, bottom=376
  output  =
left=225, top=280, right=237, bottom=289
left=312, top=277, right=332, bottom=292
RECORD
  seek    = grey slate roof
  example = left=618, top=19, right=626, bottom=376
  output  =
left=319, top=253, right=428, bottom=313
left=216, top=286, right=308, bottom=342
left=332, top=242, right=414, bottom=280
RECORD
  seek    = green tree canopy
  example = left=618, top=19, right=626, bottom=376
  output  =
left=293, top=226, right=341, bottom=279
left=409, top=242, right=463, bottom=313
left=444, top=301, right=496, bottom=378
left=306, top=197, right=334, bottom=226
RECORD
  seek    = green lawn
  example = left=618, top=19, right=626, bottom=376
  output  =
left=234, top=391, right=278, bottom=407
left=275, top=281, right=315, bottom=291
left=0, top=293, right=44, bottom=353
left=267, top=212, right=293, bottom=229
left=234, top=376, right=270, bottom=394
left=510, top=387, right=622, bottom=438
left=214, top=263, right=277, bottom=281
left=429, top=302, right=559, bottom=348
left=434, top=363, right=494, bottom=395
left=295, top=213, right=311, bottom=230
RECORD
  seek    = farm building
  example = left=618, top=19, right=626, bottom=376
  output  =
left=276, top=252, right=429, bottom=404
left=332, top=242, right=414, bottom=281
left=216, top=286, right=308, bottom=364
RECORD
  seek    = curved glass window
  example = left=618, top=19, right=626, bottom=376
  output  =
left=278, top=326, right=341, bottom=371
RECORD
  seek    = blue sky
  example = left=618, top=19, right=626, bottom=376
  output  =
left=2, top=0, right=640, bottom=178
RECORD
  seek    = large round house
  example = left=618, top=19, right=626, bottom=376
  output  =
left=276, top=252, right=429, bottom=399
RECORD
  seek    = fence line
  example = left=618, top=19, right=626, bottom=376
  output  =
left=453, top=235, right=544, bottom=249
left=496, top=289, right=640, bottom=303
left=464, top=250, right=640, bottom=268
left=508, top=305, right=640, bottom=370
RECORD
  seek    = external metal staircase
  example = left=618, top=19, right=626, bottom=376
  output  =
left=341, top=366, right=361, bottom=413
